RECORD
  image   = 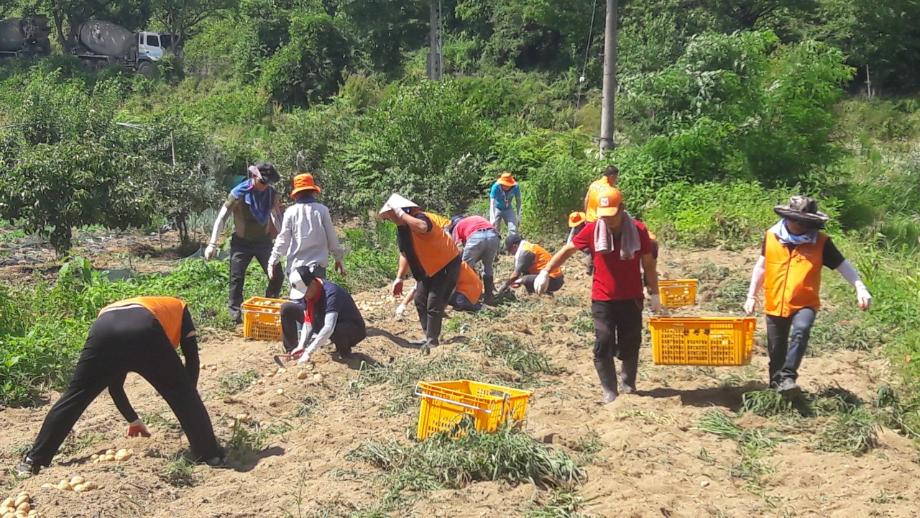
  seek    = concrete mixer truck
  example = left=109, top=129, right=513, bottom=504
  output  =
left=70, top=20, right=172, bottom=76
left=0, top=17, right=51, bottom=58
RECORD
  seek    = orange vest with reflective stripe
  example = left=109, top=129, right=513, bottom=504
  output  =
left=456, top=262, right=483, bottom=303
left=763, top=231, right=826, bottom=318
left=522, top=241, right=563, bottom=279
left=410, top=212, right=461, bottom=277
left=585, top=177, right=615, bottom=222
left=101, top=296, right=187, bottom=348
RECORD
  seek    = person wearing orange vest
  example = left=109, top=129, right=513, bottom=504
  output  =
left=744, top=196, right=872, bottom=395
left=450, top=262, right=484, bottom=311
left=584, top=165, right=619, bottom=222
left=499, top=234, right=565, bottom=295
left=380, top=193, right=462, bottom=353
left=17, top=297, right=223, bottom=476
left=536, top=187, right=660, bottom=403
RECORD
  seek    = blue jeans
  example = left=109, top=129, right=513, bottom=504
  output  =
left=491, top=208, right=518, bottom=236
left=462, top=229, right=500, bottom=277
left=766, top=308, right=817, bottom=385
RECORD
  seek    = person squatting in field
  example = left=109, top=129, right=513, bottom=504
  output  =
left=538, top=187, right=660, bottom=403
left=744, top=195, right=872, bottom=396
left=205, top=163, right=284, bottom=323
left=380, top=194, right=461, bottom=354
left=280, top=265, right=366, bottom=364
left=18, top=297, right=223, bottom=476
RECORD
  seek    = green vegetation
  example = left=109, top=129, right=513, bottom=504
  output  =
left=160, top=453, right=197, bottom=487
left=696, top=410, right=781, bottom=486
left=218, top=370, right=260, bottom=396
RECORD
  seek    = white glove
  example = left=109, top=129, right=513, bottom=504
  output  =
left=267, top=264, right=277, bottom=280
left=533, top=270, right=550, bottom=294
left=297, top=352, right=312, bottom=364
left=743, top=297, right=757, bottom=315
left=391, top=206, right=406, bottom=220
left=648, top=294, right=661, bottom=314
left=855, top=281, right=872, bottom=311
left=204, top=244, right=218, bottom=260
left=395, top=303, right=406, bottom=320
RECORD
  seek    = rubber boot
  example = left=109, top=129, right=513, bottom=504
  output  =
left=618, top=356, right=638, bottom=394
left=593, top=359, right=619, bottom=403
left=483, top=275, right=496, bottom=306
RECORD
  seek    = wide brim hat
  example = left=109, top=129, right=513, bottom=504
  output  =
left=290, top=173, right=321, bottom=198
left=774, top=196, right=829, bottom=228
left=378, top=193, right=419, bottom=215
left=497, top=172, right=517, bottom=187
left=568, top=211, right=586, bottom=228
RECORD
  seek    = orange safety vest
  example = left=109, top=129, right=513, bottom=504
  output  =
left=585, top=177, right=616, bottom=222
left=521, top=241, right=563, bottom=279
left=408, top=212, right=461, bottom=277
left=456, top=262, right=483, bottom=304
left=427, top=212, right=451, bottom=231
left=101, top=296, right=187, bottom=348
left=763, top=231, right=827, bottom=318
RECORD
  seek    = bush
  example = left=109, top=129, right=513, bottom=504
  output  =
left=521, top=155, right=596, bottom=238
left=642, top=181, right=798, bottom=248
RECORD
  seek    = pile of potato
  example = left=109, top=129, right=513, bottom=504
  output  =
left=0, top=492, right=38, bottom=518
left=42, top=476, right=97, bottom=493
left=90, top=448, right=133, bottom=464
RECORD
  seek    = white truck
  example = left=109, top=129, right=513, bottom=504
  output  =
left=71, top=20, right=173, bottom=76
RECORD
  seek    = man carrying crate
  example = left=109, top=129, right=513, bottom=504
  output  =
left=744, top=196, right=872, bottom=395
left=536, top=187, right=660, bottom=403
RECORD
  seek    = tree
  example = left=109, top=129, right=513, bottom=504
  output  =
left=152, top=0, right=237, bottom=51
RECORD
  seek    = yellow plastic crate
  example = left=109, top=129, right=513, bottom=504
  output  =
left=658, top=279, right=698, bottom=307
left=649, top=316, right=756, bottom=366
left=241, top=296, right=286, bottom=341
left=415, top=380, right=533, bottom=440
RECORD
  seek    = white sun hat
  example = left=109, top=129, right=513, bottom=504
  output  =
left=378, top=193, right=419, bottom=214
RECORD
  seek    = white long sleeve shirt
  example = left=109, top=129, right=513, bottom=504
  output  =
left=269, top=201, right=345, bottom=272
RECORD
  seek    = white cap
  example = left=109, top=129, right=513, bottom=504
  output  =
left=288, top=268, right=312, bottom=299
left=378, top=193, right=418, bottom=214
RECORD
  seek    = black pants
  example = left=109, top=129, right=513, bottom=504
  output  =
left=27, top=308, right=221, bottom=466
left=415, top=256, right=461, bottom=344
left=279, top=300, right=367, bottom=355
left=592, top=299, right=644, bottom=392
left=229, top=235, right=283, bottom=321
left=520, top=274, right=565, bottom=294
left=766, top=308, right=817, bottom=385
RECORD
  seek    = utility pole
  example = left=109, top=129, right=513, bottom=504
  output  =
left=427, top=0, right=442, bottom=80
left=599, top=0, right=618, bottom=156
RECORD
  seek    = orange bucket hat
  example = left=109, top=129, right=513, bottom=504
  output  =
left=568, top=211, right=586, bottom=228
left=290, top=173, right=321, bottom=198
left=497, top=172, right=517, bottom=187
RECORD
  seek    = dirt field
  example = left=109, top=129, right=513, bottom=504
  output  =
left=1, top=242, right=918, bottom=517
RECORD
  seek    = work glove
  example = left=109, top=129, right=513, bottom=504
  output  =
left=855, top=281, right=872, bottom=311
left=204, top=244, right=218, bottom=261
left=335, top=260, right=346, bottom=276
left=533, top=270, right=550, bottom=294
left=648, top=294, right=661, bottom=314
left=395, top=303, right=407, bottom=320
left=743, top=297, right=757, bottom=316
left=392, top=278, right=404, bottom=298
left=126, top=419, right=151, bottom=438
left=267, top=264, right=278, bottom=280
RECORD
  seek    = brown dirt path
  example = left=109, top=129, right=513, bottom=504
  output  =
left=1, top=245, right=917, bottom=517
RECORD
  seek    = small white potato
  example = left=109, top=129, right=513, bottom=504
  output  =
left=69, top=476, right=85, bottom=486
left=83, top=482, right=97, bottom=490
left=297, top=370, right=309, bottom=380
left=14, top=503, right=28, bottom=514
left=55, top=480, right=70, bottom=491
left=105, top=449, right=115, bottom=456
left=276, top=388, right=284, bottom=395
left=72, top=484, right=87, bottom=493
left=12, top=496, right=27, bottom=507
left=0, top=499, right=12, bottom=509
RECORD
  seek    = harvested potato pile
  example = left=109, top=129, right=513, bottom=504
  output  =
left=2, top=491, right=39, bottom=517
left=42, top=476, right=98, bottom=494
left=90, top=448, right=133, bottom=464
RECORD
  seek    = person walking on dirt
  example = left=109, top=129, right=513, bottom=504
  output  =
left=17, top=297, right=224, bottom=476
left=489, top=172, right=522, bottom=236
left=744, top=196, right=872, bottom=395
left=205, top=163, right=284, bottom=323
left=499, top=234, right=565, bottom=295
left=448, top=215, right=500, bottom=304
left=380, top=194, right=461, bottom=354
left=281, top=265, right=366, bottom=363
left=268, top=173, right=345, bottom=281
left=537, top=187, right=660, bottom=403
left=584, top=165, right=619, bottom=222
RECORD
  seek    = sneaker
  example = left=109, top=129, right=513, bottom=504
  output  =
left=775, top=378, right=801, bottom=397
left=16, top=457, right=40, bottom=477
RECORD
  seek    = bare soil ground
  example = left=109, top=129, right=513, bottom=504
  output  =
left=1, top=243, right=918, bottom=517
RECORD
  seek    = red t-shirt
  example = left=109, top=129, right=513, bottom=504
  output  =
left=572, top=220, right=651, bottom=301
left=452, top=216, right=494, bottom=242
